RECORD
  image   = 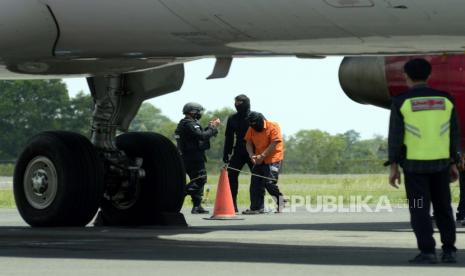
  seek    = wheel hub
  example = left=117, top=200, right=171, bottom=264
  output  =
left=31, top=169, right=48, bottom=195
left=23, top=156, right=58, bottom=209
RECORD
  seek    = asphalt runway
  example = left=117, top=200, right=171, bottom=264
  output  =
left=0, top=207, right=464, bottom=275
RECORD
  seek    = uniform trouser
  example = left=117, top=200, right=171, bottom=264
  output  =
left=184, top=159, right=207, bottom=207
left=250, top=161, right=283, bottom=211
left=227, top=152, right=253, bottom=210
left=457, top=171, right=465, bottom=218
left=404, top=168, right=456, bottom=254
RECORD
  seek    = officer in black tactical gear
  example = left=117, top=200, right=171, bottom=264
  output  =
left=175, top=102, right=220, bottom=214
left=223, top=94, right=252, bottom=212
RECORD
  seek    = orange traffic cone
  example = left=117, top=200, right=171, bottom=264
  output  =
left=204, top=168, right=243, bottom=220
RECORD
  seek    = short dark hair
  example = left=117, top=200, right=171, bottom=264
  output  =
left=246, top=111, right=265, bottom=122
left=403, top=58, right=432, bottom=81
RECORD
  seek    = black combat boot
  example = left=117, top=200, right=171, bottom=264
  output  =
left=191, top=206, right=209, bottom=214
left=408, top=253, right=438, bottom=264
left=441, top=251, right=457, bottom=263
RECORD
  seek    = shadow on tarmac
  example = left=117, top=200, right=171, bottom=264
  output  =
left=0, top=222, right=463, bottom=267
left=194, top=221, right=414, bottom=232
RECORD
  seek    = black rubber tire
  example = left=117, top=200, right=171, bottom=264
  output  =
left=100, top=132, right=186, bottom=225
left=13, top=131, right=104, bottom=227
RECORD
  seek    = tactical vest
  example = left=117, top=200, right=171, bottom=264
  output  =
left=174, top=119, right=212, bottom=156
left=400, top=96, right=453, bottom=160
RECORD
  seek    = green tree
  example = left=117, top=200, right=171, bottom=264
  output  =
left=285, top=130, right=347, bottom=174
left=129, top=102, right=177, bottom=139
left=61, top=91, right=94, bottom=136
left=199, top=108, right=235, bottom=171
left=344, top=135, right=387, bottom=173
left=0, top=80, right=389, bottom=174
left=284, top=129, right=388, bottom=174
left=0, top=80, right=69, bottom=159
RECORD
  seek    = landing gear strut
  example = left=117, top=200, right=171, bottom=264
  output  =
left=87, top=74, right=147, bottom=220
left=13, top=65, right=186, bottom=226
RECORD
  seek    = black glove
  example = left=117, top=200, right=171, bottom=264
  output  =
left=223, top=155, right=229, bottom=164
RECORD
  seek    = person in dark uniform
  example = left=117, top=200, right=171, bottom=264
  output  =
left=175, top=102, right=220, bottom=214
left=388, top=58, right=460, bottom=264
left=223, top=94, right=253, bottom=212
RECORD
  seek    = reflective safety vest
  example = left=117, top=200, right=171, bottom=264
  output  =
left=400, top=96, right=453, bottom=160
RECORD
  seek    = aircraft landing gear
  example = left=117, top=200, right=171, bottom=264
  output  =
left=13, top=65, right=186, bottom=227
left=14, top=131, right=103, bottom=226
left=99, top=132, right=185, bottom=225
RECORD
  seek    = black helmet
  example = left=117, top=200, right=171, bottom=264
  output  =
left=182, top=102, right=204, bottom=115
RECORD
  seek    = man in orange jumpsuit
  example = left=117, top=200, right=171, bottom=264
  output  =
left=243, top=111, right=285, bottom=214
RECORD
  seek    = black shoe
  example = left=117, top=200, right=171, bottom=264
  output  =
left=462, top=220, right=465, bottom=226
left=191, top=206, right=209, bottom=214
left=408, top=253, right=438, bottom=264
left=441, top=252, right=457, bottom=263
left=242, top=209, right=265, bottom=215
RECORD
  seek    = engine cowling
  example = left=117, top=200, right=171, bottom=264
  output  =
left=339, top=55, right=465, bottom=148
left=338, top=57, right=391, bottom=109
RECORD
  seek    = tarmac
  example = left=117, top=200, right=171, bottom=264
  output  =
left=0, top=206, right=464, bottom=275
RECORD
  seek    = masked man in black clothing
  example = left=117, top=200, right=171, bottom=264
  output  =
left=223, top=94, right=252, bottom=212
left=175, top=102, right=220, bottom=214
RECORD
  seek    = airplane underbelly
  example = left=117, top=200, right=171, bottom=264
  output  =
left=43, top=0, right=360, bottom=57
left=158, top=0, right=351, bottom=42
left=157, top=0, right=465, bottom=55
left=223, top=0, right=465, bottom=54
left=0, top=0, right=57, bottom=60
left=43, top=0, right=217, bottom=58
left=12, top=0, right=465, bottom=60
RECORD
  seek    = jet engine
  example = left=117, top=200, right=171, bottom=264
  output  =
left=339, top=55, right=465, bottom=146
left=339, top=57, right=391, bottom=109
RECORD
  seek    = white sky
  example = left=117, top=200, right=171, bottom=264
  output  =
left=63, top=57, right=390, bottom=139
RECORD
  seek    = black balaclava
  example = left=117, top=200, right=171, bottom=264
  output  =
left=247, top=111, right=265, bottom=132
left=192, top=112, right=202, bottom=120
left=234, top=94, right=250, bottom=115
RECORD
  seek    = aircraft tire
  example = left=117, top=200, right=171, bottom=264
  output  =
left=13, top=131, right=104, bottom=227
left=99, top=132, right=185, bottom=225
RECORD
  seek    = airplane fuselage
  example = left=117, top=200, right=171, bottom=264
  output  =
left=2, top=0, right=465, bottom=77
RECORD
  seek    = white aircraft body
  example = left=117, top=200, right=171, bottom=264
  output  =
left=2, top=0, right=465, bottom=77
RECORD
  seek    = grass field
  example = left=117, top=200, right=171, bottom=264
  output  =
left=0, top=190, right=15, bottom=208
left=0, top=174, right=462, bottom=209
left=199, top=174, right=462, bottom=208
